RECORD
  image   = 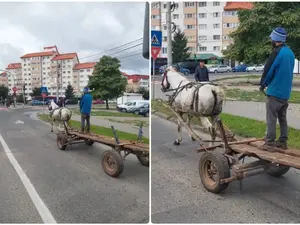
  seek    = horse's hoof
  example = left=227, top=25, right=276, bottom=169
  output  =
left=51, top=130, right=53, bottom=133
left=173, top=139, right=181, bottom=145
left=191, top=136, right=196, bottom=141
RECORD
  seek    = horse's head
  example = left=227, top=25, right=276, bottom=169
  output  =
left=161, top=66, right=180, bottom=92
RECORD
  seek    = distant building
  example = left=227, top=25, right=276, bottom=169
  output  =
left=73, top=62, right=97, bottom=95
left=6, top=63, right=22, bottom=94
left=0, top=72, right=8, bottom=87
left=122, top=73, right=149, bottom=92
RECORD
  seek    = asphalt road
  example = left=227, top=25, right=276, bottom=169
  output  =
left=151, top=115, right=300, bottom=223
left=0, top=108, right=149, bottom=223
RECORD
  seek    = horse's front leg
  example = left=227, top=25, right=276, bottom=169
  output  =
left=186, top=114, right=196, bottom=141
left=174, top=111, right=183, bottom=145
left=51, top=119, right=54, bottom=132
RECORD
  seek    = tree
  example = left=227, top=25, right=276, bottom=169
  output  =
left=16, top=93, right=24, bottom=103
left=65, top=84, right=75, bottom=99
left=223, top=2, right=300, bottom=64
left=172, top=29, right=191, bottom=64
left=88, top=55, right=127, bottom=109
left=137, top=87, right=149, bottom=100
left=30, top=87, right=41, bottom=97
left=0, top=85, right=9, bottom=100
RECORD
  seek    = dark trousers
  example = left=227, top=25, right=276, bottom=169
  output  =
left=81, top=113, right=90, bottom=132
left=266, top=96, right=289, bottom=143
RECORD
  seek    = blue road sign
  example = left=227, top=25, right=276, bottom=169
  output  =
left=40, top=86, right=48, bottom=93
left=151, top=30, right=162, bottom=48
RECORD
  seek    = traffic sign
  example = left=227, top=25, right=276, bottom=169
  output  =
left=151, top=30, right=162, bottom=48
left=40, top=86, right=48, bottom=93
left=151, top=47, right=161, bottom=60
left=12, top=86, right=17, bottom=92
left=42, top=93, right=47, bottom=98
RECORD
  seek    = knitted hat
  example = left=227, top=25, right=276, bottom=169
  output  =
left=83, top=86, right=89, bottom=93
left=269, top=27, right=287, bottom=43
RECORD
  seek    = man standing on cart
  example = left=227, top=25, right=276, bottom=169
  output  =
left=260, top=27, right=295, bottom=150
left=80, top=86, right=93, bottom=133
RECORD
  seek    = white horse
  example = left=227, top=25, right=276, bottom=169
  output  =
left=161, top=66, right=226, bottom=145
left=48, top=100, right=72, bottom=132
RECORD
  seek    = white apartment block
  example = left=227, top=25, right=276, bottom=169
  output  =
left=6, top=63, right=22, bottom=94
left=152, top=1, right=226, bottom=58
left=73, top=62, right=96, bottom=94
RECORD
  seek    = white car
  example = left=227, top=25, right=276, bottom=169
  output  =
left=208, top=65, right=232, bottom=73
left=246, top=64, right=265, bottom=72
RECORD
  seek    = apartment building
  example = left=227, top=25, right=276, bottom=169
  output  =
left=73, top=62, right=97, bottom=94
left=122, top=73, right=149, bottom=92
left=151, top=1, right=226, bottom=58
left=6, top=63, right=22, bottom=94
left=0, top=72, right=8, bottom=87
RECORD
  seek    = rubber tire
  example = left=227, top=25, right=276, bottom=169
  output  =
left=199, top=152, right=230, bottom=193
left=102, top=150, right=124, bottom=177
left=134, top=111, right=139, bottom=115
left=264, top=164, right=290, bottom=177
left=227, top=69, right=230, bottom=72
left=214, top=70, right=218, bottom=74
left=184, top=71, right=189, bottom=76
left=85, top=139, right=94, bottom=146
left=57, top=135, right=67, bottom=150
left=122, top=108, right=127, bottom=113
left=137, top=155, right=149, bottom=167
left=144, top=112, right=149, bottom=117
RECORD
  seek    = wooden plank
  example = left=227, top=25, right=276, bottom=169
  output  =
left=230, top=144, right=300, bottom=170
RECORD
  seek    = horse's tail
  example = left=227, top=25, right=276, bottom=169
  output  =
left=211, top=86, right=226, bottom=115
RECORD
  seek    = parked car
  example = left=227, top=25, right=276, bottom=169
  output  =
left=232, top=64, right=248, bottom=72
left=246, top=64, right=265, bottom=72
left=117, top=100, right=149, bottom=112
left=138, top=107, right=149, bottom=117
left=128, top=103, right=149, bottom=114
left=208, top=65, right=232, bottom=73
left=65, top=99, right=78, bottom=105
left=93, top=99, right=104, bottom=104
left=177, top=61, right=199, bottom=74
left=31, top=100, right=45, bottom=106
left=178, top=66, right=190, bottom=76
left=158, top=65, right=168, bottom=75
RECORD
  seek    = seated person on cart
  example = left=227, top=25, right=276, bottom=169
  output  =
left=80, top=86, right=92, bottom=133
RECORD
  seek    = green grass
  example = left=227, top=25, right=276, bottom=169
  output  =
left=152, top=99, right=300, bottom=149
left=38, top=113, right=149, bottom=144
left=106, top=118, right=149, bottom=127
left=72, top=109, right=140, bottom=117
left=225, top=88, right=300, bottom=104
left=213, top=75, right=261, bottom=82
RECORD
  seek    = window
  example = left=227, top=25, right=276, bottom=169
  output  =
left=223, top=11, right=238, bottom=16
left=87, top=69, right=90, bottom=72
left=199, top=46, right=207, bottom=52
left=198, top=2, right=207, bottom=7
left=213, top=23, right=220, bottom=29
left=163, top=4, right=166, bottom=9
left=185, top=13, right=196, bottom=19
left=213, top=12, right=220, bottom=17
left=184, top=2, right=195, bottom=7
left=162, top=47, right=167, bottom=54
left=151, top=15, right=160, bottom=19
left=163, top=25, right=167, bottom=30
left=213, top=46, right=221, bottom=51
left=199, top=35, right=207, bottom=41
left=151, top=3, right=159, bottom=8
left=173, top=14, right=179, bottom=19
left=185, top=25, right=196, bottom=29
left=223, top=23, right=239, bottom=28
left=223, top=35, right=230, bottom=40
left=163, top=36, right=167, bottom=41
left=188, top=47, right=195, bottom=52
left=199, top=24, right=207, bottom=29
left=213, top=2, right=220, bottom=6
left=198, top=13, right=206, bottom=18
left=213, top=35, right=221, bottom=40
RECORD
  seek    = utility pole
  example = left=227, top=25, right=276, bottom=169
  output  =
left=40, top=56, right=43, bottom=87
left=56, top=61, right=60, bottom=102
left=167, top=2, right=173, bottom=66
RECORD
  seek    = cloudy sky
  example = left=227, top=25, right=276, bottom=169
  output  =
left=0, top=2, right=149, bottom=75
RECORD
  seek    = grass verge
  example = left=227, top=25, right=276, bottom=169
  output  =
left=225, top=88, right=300, bottom=104
left=72, top=109, right=140, bottom=117
left=38, top=113, right=149, bottom=144
left=152, top=99, right=300, bottom=149
left=106, top=118, right=149, bottom=127
left=213, top=74, right=261, bottom=82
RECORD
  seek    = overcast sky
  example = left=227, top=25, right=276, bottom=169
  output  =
left=0, top=2, right=149, bottom=75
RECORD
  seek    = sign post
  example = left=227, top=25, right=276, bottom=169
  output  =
left=40, top=86, right=48, bottom=114
left=151, top=30, right=162, bottom=99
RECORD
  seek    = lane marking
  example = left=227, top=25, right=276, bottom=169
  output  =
left=15, top=120, right=24, bottom=124
left=0, top=133, right=57, bottom=223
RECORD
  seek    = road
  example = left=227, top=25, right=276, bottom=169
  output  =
left=0, top=107, right=149, bottom=223
left=151, top=115, right=300, bottom=223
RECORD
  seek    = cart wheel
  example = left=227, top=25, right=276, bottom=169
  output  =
left=85, top=139, right=94, bottom=146
left=137, top=155, right=149, bottom=167
left=102, top=150, right=124, bottom=177
left=264, top=164, right=290, bottom=177
left=57, top=135, right=67, bottom=150
left=199, top=152, right=230, bottom=193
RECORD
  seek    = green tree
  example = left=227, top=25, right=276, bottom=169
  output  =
left=16, top=93, right=24, bottom=103
left=137, top=87, right=149, bottom=100
left=30, top=87, right=41, bottom=97
left=0, top=85, right=9, bottom=100
left=172, top=28, right=191, bottom=63
left=223, top=2, right=300, bottom=64
left=88, top=55, right=127, bottom=109
left=65, top=84, right=75, bottom=99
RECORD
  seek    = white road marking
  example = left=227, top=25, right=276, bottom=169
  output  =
left=15, top=120, right=24, bottom=124
left=0, top=133, right=56, bottom=223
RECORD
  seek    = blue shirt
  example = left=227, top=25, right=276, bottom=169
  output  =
left=260, top=44, right=295, bottom=100
left=80, top=93, right=92, bottom=115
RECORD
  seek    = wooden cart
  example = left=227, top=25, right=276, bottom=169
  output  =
left=197, top=119, right=299, bottom=193
left=56, top=123, right=149, bottom=178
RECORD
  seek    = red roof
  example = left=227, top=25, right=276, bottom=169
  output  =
left=44, top=45, right=57, bottom=50
left=224, top=2, right=253, bottom=11
left=6, top=63, right=21, bottom=69
left=123, top=74, right=149, bottom=82
left=0, top=72, right=7, bottom=76
left=20, top=51, right=56, bottom=58
left=51, top=53, right=78, bottom=61
left=73, top=62, right=96, bottom=70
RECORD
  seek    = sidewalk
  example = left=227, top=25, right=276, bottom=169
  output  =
left=223, top=101, right=300, bottom=130
left=71, top=114, right=149, bottom=138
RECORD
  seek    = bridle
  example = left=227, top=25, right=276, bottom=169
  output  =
left=161, top=70, right=171, bottom=92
